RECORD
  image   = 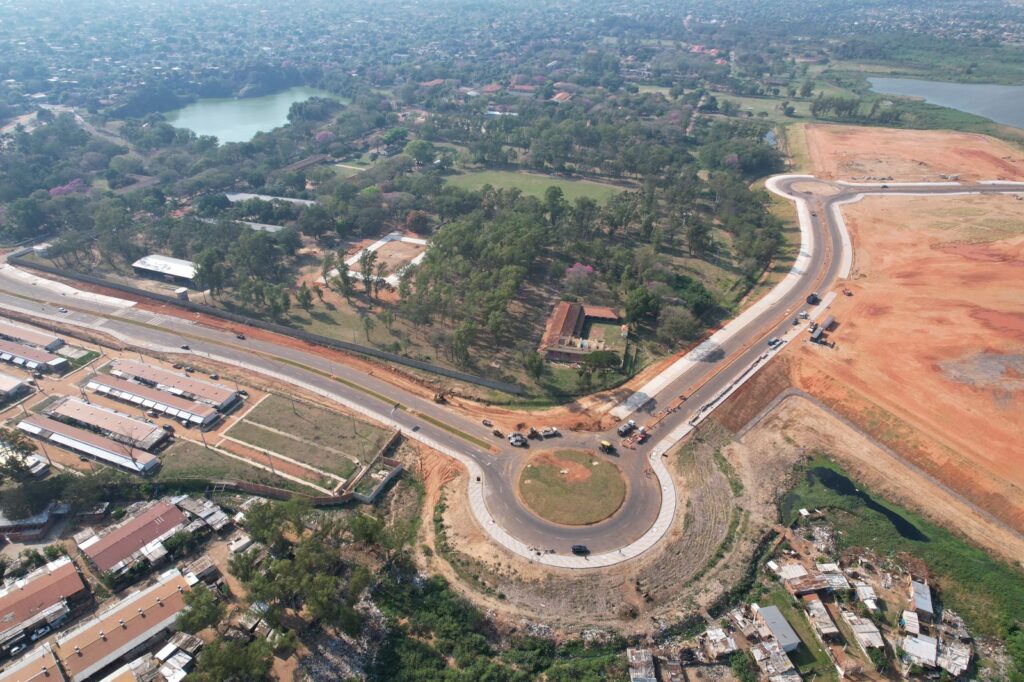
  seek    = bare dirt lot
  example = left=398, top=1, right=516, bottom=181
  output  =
left=792, top=193, right=1024, bottom=535
left=372, top=239, right=426, bottom=273
left=805, top=124, right=1024, bottom=181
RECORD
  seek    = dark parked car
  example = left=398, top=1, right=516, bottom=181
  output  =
left=571, top=545, right=590, bottom=556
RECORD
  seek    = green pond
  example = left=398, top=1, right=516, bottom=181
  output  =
left=163, top=86, right=337, bottom=143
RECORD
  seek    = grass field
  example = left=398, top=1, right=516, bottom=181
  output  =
left=225, top=420, right=359, bottom=479
left=445, top=170, right=625, bottom=204
left=783, top=457, right=1024, bottom=639
left=155, top=440, right=316, bottom=493
left=518, top=450, right=626, bottom=525
left=245, top=396, right=389, bottom=453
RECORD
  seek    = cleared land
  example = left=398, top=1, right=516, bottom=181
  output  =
left=805, top=124, right=1024, bottom=181
left=445, top=170, right=625, bottom=203
left=518, top=450, right=626, bottom=525
left=791, top=193, right=1024, bottom=533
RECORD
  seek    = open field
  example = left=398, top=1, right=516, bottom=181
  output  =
left=518, top=450, right=626, bottom=525
left=243, top=394, right=391, bottom=461
left=805, top=124, right=1024, bottom=181
left=445, top=170, right=625, bottom=204
left=790, top=193, right=1024, bottom=532
left=225, top=420, right=359, bottom=479
left=155, top=440, right=318, bottom=494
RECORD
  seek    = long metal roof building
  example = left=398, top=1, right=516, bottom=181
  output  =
left=110, top=360, right=238, bottom=411
left=0, top=320, right=63, bottom=352
left=0, top=339, right=68, bottom=373
left=85, top=375, right=219, bottom=427
left=18, top=415, right=158, bottom=475
left=49, top=398, right=169, bottom=451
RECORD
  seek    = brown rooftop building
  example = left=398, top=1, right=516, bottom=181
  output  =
left=0, top=339, right=68, bottom=373
left=0, top=643, right=64, bottom=682
left=17, top=414, right=159, bottom=475
left=49, top=398, right=168, bottom=452
left=538, top=301, right=621, bottom=362
left=0, top=321, right=63, bottom=352
left=53, top=570, right=190, bottom=681
left=0, top=557, right=90, bottom=653
left=77, top=501, right=187, bottom=574
left=109, top=361, right=239, bottom=411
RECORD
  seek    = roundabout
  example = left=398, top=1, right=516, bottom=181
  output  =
left=518, top=450, right=627, bottom=526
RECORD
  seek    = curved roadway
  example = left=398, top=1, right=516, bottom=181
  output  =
left=1, top=176, right=1022, bottom=568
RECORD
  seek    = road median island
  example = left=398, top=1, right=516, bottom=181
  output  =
left=518, top=449, right=627, bottom=526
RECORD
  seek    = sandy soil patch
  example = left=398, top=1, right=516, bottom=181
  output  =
left=372, top=239, right=426, bottom=272
left=805, top=124, right=1024, bottom=182
left=792, top=193, right=1024, bottom=533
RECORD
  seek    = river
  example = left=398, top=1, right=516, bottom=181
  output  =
left=163, top=86, right=338, bottom=144
left=868, top=76, right=1024, bottom=129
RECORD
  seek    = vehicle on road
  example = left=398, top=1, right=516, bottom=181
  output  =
left=58, top=307, right=68, bottom=313
left=792, top=317, right=800, bottom=325
left=492, top=428, right=503, bottom=438
left=179, top=344, right=190, bottom=350
left=540, top=426, right=560, bottom=438
left=184, top=366, right=195, bottom=373
left=798, top=311, right=809, bottom=319
left=508, top=432, right=528, bottom=447
left=172, top=363, right=183, bottom=369
left=209, top=373, right=219, bottom=380
left=482, top=419, right=493, bottom=427
left=616, top=419, right=637, bottom=437
left=811, top=211, right=817, bottom=216
left=637, top=429, right=650, bottom=444
left=767, top=337, right=782, bottom=348
left=571, top=544, right=590, bottom=556
left=527, top=427, right=541, bottom=440
left=881, top=184, right=889, bottom=189
left=235, top=333, right=246, bottom=340
left=599, top=440, right=615, bottom=454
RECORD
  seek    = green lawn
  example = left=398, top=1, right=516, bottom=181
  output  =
left=226, top=420, right=359, bottom=479
left=445, top=170, right=625, bottom=204
left=783, top=457, right=1024, bottom=639
left=243, top=395, right=391, bottom=463
left=518, top=450, right=626, bottom=525
left=155, top=440, right=316, bottom=493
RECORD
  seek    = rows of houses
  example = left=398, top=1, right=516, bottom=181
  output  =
left=0, top=494, right=237, bottom=680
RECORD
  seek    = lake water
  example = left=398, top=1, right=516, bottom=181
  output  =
left=163, top=86, right=337, bottom=143
left=868, top=76, right=1024, bottom=129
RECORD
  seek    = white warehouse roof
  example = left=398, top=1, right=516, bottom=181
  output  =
left=132, top=255, right=197, bottom=281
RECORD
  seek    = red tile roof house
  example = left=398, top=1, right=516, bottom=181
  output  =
left=76, top=501, right=187, bottom=580
left=538, top=301, right=621, bottom=362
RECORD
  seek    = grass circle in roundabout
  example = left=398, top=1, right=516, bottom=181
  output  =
left=518, top=449, right=627, bottom=526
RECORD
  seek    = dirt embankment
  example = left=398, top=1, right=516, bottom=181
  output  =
left=805, top=124, right=1024, bottom=182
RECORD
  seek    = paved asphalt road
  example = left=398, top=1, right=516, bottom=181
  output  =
left=2, top=178, right=1021, bottom=557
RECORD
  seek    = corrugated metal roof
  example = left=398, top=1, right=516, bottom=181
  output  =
left=758, top=605, right=801, bottom=652
left=131, top=254, right=197, bottom=280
